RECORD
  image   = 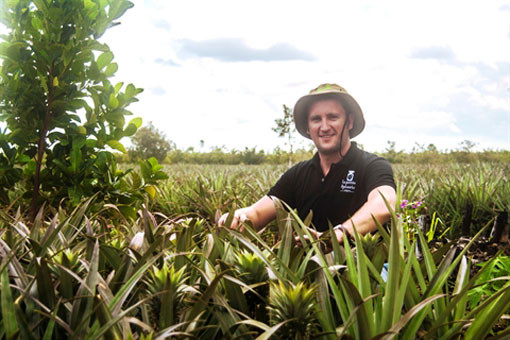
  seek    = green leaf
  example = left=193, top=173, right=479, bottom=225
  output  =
left=108, top=93, right=119, bottom=109
left=47, top=131, right=66, bottom=144
left=104, top=62, right=118, bottom=76
left=108, top=0, right=134, bottom=21
left=67, top=99, right=87, bottom=111
left=426, top=254, right=500, bottom=338
left=68, top=186, right=84, bottom=205
left=22, top=159, right=36, bottom=175
left=31, top=16, right=43, bottom=31
left=147, top=156, right=159, bottom=168
left=92, top=293, right=123, bottom=340
left=3, top=41, right=26, bottom=60
left=70, top=146, right=82, bottom=172
left=130, top=171, right=142, bottom=189
left=1, top=263, right=19, bottom=339
left=139, top=159, right=151, bottom=179
left=123, top=123, right=137, bottom=137
left=452, top=255, right=470, bottom=321
left=87, top=40, right=108, bottom=51
left=276, top=217, right=294, bottom=270
left=35, top=257, right=56, bottom=309
left=63, top=47, right=73, bottom=67
left=114, top=82, right=124, bottom=94
left=59, top=255, right=74, bottom=300
left=70, top=240, right=99, bottom=335
left=128, top=117, right=142, bottom=128
left=143, top=185, right=155, bottom=199
left=339, top=277, right=374, bottom=340
left=106, top=110, right=125, bottom=126
left=17, top=154, right=31, bottom=163
left=42, top=303, right=59, bottom=340
left=186, top=270, right=229, bottom=322
left=377, top=294, right=446, bottom=340
left=125, top=83, right=137, bottom=98
left=153, top=171, right=169, bottom=180
left=14, top=298, right=37, bottom=340
left=86, top=139, right=97, bottom=148
left=465, top=283, right=510, bottom=340
left=106, top=140, right=126, bottom=153
left=73, top=136, right=87, bottom=149
left=380, top=216, right=403, bottom=332
left=253, top=320, right=292, bottom=340
left=97, top=51, right=114, bottom=70
left=33, top=0, right=48, bottom=13
left=118, top=205, right=137, bottom=219
left=84, top=0, right=96, bottom=11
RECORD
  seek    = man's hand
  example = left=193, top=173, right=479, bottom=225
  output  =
left=216, top=196, right=277, bottom=231
left=294, top=227, right=345, bottom=253
left=217, top=211, right=249, bottom=230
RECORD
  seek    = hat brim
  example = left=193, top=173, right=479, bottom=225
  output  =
left=293, top=91, right=365, bottom=139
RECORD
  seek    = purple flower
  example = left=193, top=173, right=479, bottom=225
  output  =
left=400, top=200, right=408, bottom=209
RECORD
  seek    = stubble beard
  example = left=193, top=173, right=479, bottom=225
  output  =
left=316, top=143, right=341, bottom=156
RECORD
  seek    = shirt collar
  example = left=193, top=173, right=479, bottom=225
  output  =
left=311, top=142, right=359, bottom=169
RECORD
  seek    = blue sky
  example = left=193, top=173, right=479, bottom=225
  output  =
left=4, top=0, right=509, bottom=153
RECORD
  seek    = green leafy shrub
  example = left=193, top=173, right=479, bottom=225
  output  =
left=0, top=0, right=146, bottom=218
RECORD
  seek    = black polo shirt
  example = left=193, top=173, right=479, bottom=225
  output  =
left=267, top=142, right=395, bottom=231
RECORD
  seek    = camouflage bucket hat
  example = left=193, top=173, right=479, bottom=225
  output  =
left=293, top=83, right=365, bottom=139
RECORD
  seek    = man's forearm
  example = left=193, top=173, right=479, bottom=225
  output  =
left=340, top=185, right=396, bottom=236
left=218, top=196, right=277, bottom=230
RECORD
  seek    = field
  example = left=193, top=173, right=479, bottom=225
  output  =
left=1, top=162, right=509, bottom=339
left=1, top=0, right=509, bottom=337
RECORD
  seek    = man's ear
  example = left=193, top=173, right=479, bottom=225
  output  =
left=347, top=115, right=354, bottom=131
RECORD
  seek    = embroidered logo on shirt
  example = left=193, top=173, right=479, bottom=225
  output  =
left=341, top=170, right=356, bottom=193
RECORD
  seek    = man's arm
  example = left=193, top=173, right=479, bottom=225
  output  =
left=333, top=185, right=396, bottom=242
left=218, top=195, right=277, bottom=230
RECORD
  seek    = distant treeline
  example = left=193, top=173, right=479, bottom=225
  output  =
left=380, top=140, right=510, bottom=164
left=380, top=148, right=510, bottom=164
left=124, top=121, right=508, bottom=165
left=118, top=143, right=510, bottom=165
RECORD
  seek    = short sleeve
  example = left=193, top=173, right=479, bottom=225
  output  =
left=267, top=166, right=297, bottom=207
left=363, top=157, right=396, bottom=195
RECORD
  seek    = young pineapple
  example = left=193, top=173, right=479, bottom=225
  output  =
left=268, top=281, right=319, bottom=340
left=234, top=250, right=270, bottom=322
left=235, top=250, right=269, bottom=284
left=145, top=261, right=189, bottom=330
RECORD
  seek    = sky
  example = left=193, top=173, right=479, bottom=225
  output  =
left=5, top=0, right=510, bottom=153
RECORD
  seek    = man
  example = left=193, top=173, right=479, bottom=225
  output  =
left=219, top=83, right=396, bottom=245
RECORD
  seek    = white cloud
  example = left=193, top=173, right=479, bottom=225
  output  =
left=109, top=0, right=508, bottom=152
left=373, top=110, right=460, bottom=133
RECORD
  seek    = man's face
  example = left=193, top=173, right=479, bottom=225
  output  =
left=307, top=99, right=353, bottom=155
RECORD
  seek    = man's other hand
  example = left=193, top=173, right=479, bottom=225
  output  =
left=218, top=211, right=248, bottom=230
